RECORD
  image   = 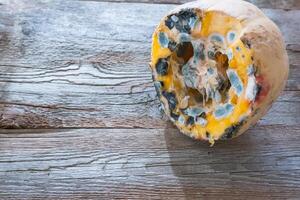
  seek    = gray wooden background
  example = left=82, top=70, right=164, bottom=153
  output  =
left=0, top=0, right=299, bottom=199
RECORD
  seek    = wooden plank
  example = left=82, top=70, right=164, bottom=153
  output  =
left=81, top=0, right=300, bottom=10
left=1, top=126, right=300, bottom=199
left=0, top=0, right=299, bottom=128
left=0, top=90, right=299, bottom=128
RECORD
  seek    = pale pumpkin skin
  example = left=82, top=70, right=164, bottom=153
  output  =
left=150, top=0, right=289, bottom=145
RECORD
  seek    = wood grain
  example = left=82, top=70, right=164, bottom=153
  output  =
left=1, top=126, right=300, bottom=199
left=0, top=1, right=300, bottom=199
left=0, top=0, right=299, bottom=128
left=81, top=0, right=300, bottom=10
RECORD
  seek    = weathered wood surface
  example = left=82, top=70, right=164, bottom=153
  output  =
left=1, top=126, right=300, bottom=199
left=0, top=0, right=299, bottom=128
left=0, top=0, right=300, bottom=199
left=84, top=0, right=300, bottom=10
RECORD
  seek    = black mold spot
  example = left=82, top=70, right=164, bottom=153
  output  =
left=172, top=9, right=197, bottom=33
left=165, top=17, right=174, bottom=29
left=199, top=112, right=206, bottom=119
left=162, top=91, right=177, bottom=111
left=206, top=131, right=210, bottom=138
left=186, top=116, right=195, bottom=126
left=222, top=126, right=236, bottom=139
left=241, top=37, right=251, bottom=49
left=160, top=81, right=164, bottom=87
left=208, top=50, right=215, bottom=59
left=170, top=112, right=179, bottom=121
left=168, top=40, right=177, bottom=51
left=220, top=121, right=245, bottom=140
left=256, top=84, right=262, bottom=97
left=175, top=20, right=190, bottom=34
left=156, top=58, right=169, bottom=76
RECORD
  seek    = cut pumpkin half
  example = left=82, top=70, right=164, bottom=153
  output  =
left=150, top=0, right=289, bottom=145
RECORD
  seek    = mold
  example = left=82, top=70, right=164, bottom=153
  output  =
left=206, top=131, right=210, bottom=138
left=182, top=63, right=198, bottom=88
left=220, top=121, right=245, bottom=140
left=165, top=17, right=175, bottom=30
left=207, top=67, right=214, bottom=75
left=210, top=34, right=224, bottom=44
left=171, top=15, right=179, bottom=22
left=212, top=90, right=222, bottom=103
left=227, top=31, right=237, bottom=43
left=178, top=33, right=191, bottom=42
left=195, top=117, right=207, bottom=127
left=173, top=9, right=197, bottom=33
left=216, top=77, right=229, bottom=92
left=186, top=116, right=195, bottom=125
left=162, top=91, right=178, bottom=111
left=188, top=17, right=197, bottom=29
left=158, top=32, right=169, bottom=48
left=214, top=103, right=234, bottom=119
left=175, top=23, right=190, bottom=33
left=226, top=69, right=243, bottom=96
left=256, top=84, right=262, bottom=97
left=183, top=107, right=205, bottom=118
left=245, top=76, right=257, bottom=101
left=199, top=111, right=206, bottom=118
left=170, top=112, right=180, bottom=121
left=178, top=115, right=185, bottom=125
left=226, top=48, right=233, bottom=60
left=247, top=65, right=255, bottom=75
left=193, top=42, right=205, bottom=61
left=168, top=40, right=177, bottom=51
left=208, top=50, right=215, bottom=59
left=156, top=58, right=169, bottom=76
left=246, top=65, right=258, bottom=101
left=190, top=17, right=202, bottom=32
left=154, top=81, right=162, bottom=97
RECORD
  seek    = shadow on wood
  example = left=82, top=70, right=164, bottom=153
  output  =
left=163, top=122, right=300, bottom=198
